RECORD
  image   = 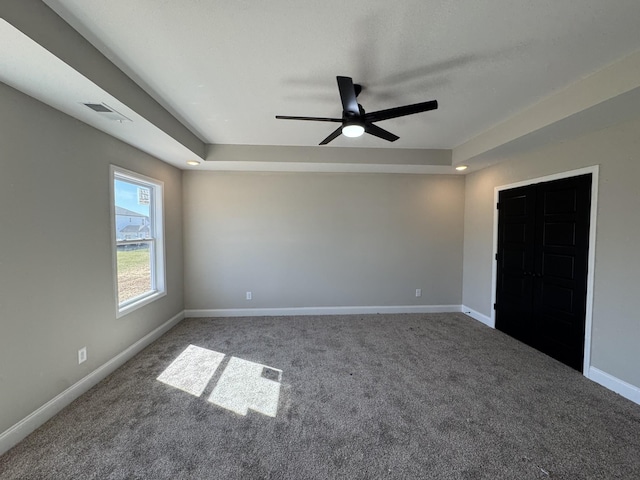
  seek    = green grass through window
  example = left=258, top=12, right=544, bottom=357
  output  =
left=117, top=246, right=152, bottom=304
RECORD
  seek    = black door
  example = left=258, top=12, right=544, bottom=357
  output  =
left=495, top=174, right=591, bottom=371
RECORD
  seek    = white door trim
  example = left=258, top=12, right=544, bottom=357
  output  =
left=491, top=165, right=599, bottom=377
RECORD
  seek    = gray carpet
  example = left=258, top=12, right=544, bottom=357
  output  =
left=1, top=313, right=639, bottom=479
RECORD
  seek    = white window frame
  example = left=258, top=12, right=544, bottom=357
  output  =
left=110, top=165, right=166, bottom=317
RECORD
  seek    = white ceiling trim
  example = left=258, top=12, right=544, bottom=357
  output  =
left=205, top=144, right=451, bottom=165
left=454, top=49, right=640, bottom=165
left=0, top=1, right=205, bottom=159
left=0, top=19, right=202, bottom=168
left=196, top=161, right=460, bottom=175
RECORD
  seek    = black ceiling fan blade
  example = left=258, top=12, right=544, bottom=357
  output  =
left=365, top=100, right=438, bottom=123
left=336, top=76, right=360, bottom=115
left=319, top=126, right=343, bottom=145
left=276, top=115, right=342, bottom=122
left=365, top=123, right=399, bottom=142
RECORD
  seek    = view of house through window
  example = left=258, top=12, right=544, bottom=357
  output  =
left=112, top=167, right=165, bottom=313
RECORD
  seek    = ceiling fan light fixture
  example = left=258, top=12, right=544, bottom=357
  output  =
left=342, top=122, right=365, bottom=138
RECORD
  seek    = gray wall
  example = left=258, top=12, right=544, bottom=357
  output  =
left=0, top=82, right=184, bottom=434
left=462, top=116, right=640, bottom=387
left=184, top=172, right=465, bottom=310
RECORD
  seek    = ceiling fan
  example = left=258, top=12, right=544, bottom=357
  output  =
left=276, top=76, right=438, bottom=145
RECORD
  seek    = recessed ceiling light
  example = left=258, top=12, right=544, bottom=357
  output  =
left=186, top=160, right=201, bottom=166
left=455, top=165, right=468, bottom=171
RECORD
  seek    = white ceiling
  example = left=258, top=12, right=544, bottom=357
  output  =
left=3, top=1, right=640, bottom=171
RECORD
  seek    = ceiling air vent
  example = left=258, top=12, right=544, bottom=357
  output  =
left=82, top=102, right=132, bottom=122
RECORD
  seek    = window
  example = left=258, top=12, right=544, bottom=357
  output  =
left=110, top=166, right=165, bottom=316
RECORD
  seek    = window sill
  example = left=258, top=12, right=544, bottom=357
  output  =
left=116, top=290, right=166, bottom=318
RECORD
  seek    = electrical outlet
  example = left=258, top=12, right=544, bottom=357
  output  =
left=415, top=289, right=422, bottom=298
left=78, top=347, right=87, bottom=364
left=246, top=291, right=252, bottom=300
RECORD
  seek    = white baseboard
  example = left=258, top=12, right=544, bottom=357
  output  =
left=461, top=305, right=494, bottom=328
left=0, top=310, right=185, bottom=456
left=185, top=304, right=462, bottom=318
left=459, top=310, right=640, bottom=406
left=588, top=366, right=640, bottom=406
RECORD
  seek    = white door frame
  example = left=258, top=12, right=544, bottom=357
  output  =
left=490, top=165, right=599, bottom=376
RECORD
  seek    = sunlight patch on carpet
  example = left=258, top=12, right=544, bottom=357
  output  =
left=208, top=357, right=282, bottom=417
left=156, top=345, right=282, bottom=417
left=157, top=345, right=225, bottom=396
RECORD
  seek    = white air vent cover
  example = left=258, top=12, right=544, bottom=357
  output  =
left=82, top=102, right=131, bottom=122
